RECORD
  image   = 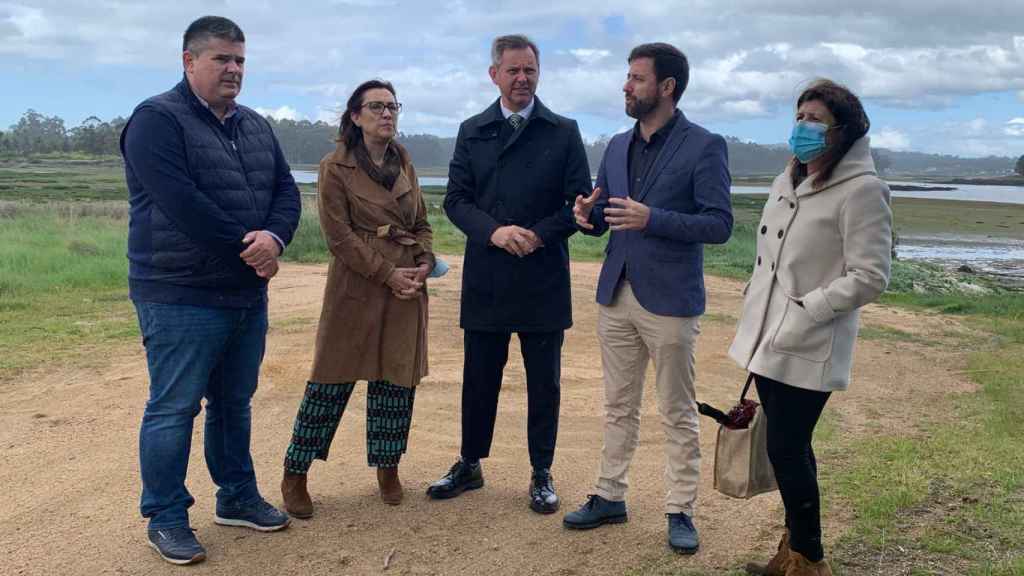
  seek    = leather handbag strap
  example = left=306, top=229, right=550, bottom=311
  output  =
left=740, top=373, right=755, bottom=402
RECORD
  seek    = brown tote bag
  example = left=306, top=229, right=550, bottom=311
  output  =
left=698, top=374, right=778, bottom=499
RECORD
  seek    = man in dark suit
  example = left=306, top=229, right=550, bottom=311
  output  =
left=561, top=43, right=733, bottom=554
left=428, top=34, right=591, bottom=514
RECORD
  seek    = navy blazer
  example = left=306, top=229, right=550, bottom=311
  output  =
left=584, top=111, right=733, bottom=317
left=444, top=98, right=591, bottom=331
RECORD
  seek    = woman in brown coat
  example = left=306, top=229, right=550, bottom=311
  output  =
left=280, top=80, right=434, bottom=518
left=731, top=80, right=892, bottom=576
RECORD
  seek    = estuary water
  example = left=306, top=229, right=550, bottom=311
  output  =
left=292, top=170, right=1023, bottom=279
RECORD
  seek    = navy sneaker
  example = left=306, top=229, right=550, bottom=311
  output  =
left=147, top=527, right=206, bottom=565
left=667, top=513, right=699, bottom=554
left=214, top=498, right=291, bottom=532
left=563, top=494, right=628, bottom=530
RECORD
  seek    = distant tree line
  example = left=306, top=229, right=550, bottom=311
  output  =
left=0, top=110, right=127, bottom=156
left=2, top=109, right=1017, bottom=178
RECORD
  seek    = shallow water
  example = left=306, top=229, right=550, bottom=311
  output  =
left=897, top=234, right=1024, bottom=279
left=292, top=170, right=1024, bottom=278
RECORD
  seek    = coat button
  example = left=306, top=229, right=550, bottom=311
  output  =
left=770, top=262, right=775, bottom=271
left=757, top=256, right=762, bottom=266
left=789, top=202, right=795, bottom=209
left=777, top=230, right=784, bottom=239
left=760, top=225, right=767, bottom=234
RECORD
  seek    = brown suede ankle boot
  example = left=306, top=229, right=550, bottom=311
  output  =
left=377, top=467, right=403, bottom=505
left=745, top=530, right=790, bottom=575
left=784, top=550, right=832, bottom=576
left=281, top=471, right=314, bottom=519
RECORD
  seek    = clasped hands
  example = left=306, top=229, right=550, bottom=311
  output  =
left=573, top=187, right=650, bottom=231
left=490, top=225, right=542, bottom=257
left=387, top=263, right=430, bottom=300
left=240, top=230, right=281, bottom=279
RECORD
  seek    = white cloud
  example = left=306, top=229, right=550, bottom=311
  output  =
left=569, top=48, right=611, bottom=66
left=4, top=0, right=1024, bottom=157
left=253, top=105, right=301, bottom=121
left=871, top=127, right=911, bottom=151
left=1006, top=118, right=1024, bottom=137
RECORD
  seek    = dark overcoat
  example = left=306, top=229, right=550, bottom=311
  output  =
left=443, top=98, right=591, bottom=332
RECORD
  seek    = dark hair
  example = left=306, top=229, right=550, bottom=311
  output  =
left=338, top=79, right=398, bottom=150
left=183, top=16, right=245, bottom=54
left=789, top=79, right=871, bottom=188
left=491, top=34, right=540, bottom=66
left=628, top=43, right=689, bottom=103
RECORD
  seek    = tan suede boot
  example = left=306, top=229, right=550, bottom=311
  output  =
left=281, top=472, right=314, bottom=519
left=745, top=530, right=791, bottom=575
left=377, top=467, right=403, bottom=505
left=785, top=550, right=832, bottom=576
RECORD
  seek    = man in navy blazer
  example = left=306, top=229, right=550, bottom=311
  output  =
left=562, top=43, right=732, bottom=554
left=427, top=34, right=591, bottom=514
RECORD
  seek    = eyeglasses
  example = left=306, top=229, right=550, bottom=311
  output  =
left=361, top=101, right=402, bottom=115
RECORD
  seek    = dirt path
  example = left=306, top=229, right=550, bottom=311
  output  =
left=0, top=259, right=974, bottom=575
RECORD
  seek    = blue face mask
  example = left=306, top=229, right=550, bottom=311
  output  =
left=788, top=120, right=830, bottom=164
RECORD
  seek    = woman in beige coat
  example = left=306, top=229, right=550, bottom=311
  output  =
left=280, top=80, right=434, bottom=518
left=730, top=80, right=892, bottom=576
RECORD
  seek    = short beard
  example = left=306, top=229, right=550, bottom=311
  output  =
left=626, top=94, right=658, bottom=120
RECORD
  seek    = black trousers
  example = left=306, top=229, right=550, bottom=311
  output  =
left=460, top=330, right=563, bottom=470
left=754, top=374, right=831, bottom=563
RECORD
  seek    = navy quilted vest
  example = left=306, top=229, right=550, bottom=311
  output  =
left=123, top=79, right=283, bottom=306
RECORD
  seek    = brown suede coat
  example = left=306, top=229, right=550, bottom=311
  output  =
left=309, top=142, right=433, bottom=388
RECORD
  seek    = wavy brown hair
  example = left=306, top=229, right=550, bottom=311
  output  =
left=789, top=79, right=871, bottom=189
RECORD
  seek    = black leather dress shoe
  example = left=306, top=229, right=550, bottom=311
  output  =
left=426, top=459, right=483, bottom=500
left=530, top=469, right=559, bottom=514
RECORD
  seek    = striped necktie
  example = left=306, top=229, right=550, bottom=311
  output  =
left=508, top=113, right=523, bottom=131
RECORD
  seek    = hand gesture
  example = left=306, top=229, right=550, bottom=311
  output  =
left=573, top=186, right=603, bottom=230
left=490, top=226, right=542, bottom=257
left=387, top=267, right=423, bottom=300
left=604, top=196, right=651, bottom=231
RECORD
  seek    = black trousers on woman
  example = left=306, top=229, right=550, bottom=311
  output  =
left=754, top=374, right=831, bottom=562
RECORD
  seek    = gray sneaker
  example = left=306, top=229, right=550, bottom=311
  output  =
left=563, top=494, right=628, bottom=530
left=667, top=513, right=699, bottom=554
left=215, top=498, right=291, bottom=532
left=147, top=527, right=206, bottom=565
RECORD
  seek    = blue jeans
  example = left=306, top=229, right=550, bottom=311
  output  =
left=134, top=301, right=268, bottom=530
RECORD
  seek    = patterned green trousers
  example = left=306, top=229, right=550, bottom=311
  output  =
left=283, top=380, right=416, bottom=473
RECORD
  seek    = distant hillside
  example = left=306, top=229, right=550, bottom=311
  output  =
left=3, top=109, right=1014, bottom=179
left=265, top=117, right=1017, bottom=178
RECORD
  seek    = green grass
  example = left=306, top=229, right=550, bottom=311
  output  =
left=0, top=204, right=136, bottom=377
left=825, top=345, right=1024, bottom=574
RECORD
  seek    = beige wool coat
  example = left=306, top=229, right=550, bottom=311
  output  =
left=728, top=137, right=892, bottom=392
left=309, top=142, right=433, bottom=388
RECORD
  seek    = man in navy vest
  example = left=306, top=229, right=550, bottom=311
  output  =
left=120, top=15, right=300, bottom=565
left=562, top=43, right=733, bottom=555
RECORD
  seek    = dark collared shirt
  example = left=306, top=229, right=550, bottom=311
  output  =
left=627, top=109, right=680, bottom=198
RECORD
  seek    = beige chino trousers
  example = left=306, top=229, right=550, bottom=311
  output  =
left=594, top=281, right=701, bottom=515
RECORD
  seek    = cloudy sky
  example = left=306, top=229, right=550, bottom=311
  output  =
left=3, top=0, right=1023, bottom=157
